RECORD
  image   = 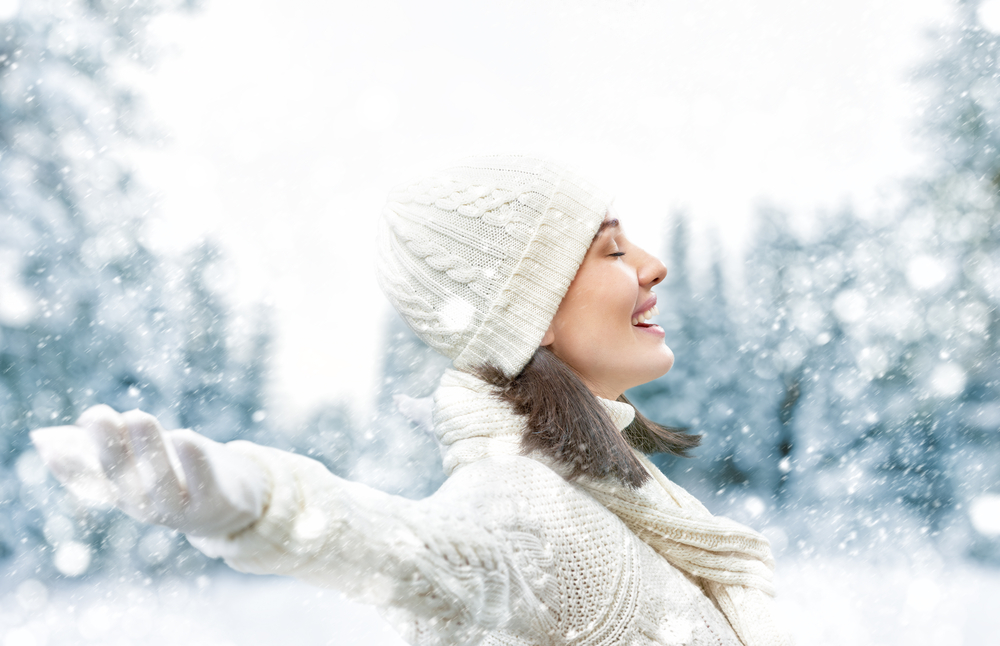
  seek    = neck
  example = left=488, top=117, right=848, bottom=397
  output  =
left=566, top=366, right=625, bottom=401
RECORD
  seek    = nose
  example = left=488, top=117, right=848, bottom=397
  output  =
left=638, top=248, right=667, bottom=287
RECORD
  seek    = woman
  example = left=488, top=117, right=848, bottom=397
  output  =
left=31, top=156, right=788, bottom=645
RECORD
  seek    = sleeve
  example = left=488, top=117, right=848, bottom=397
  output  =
left=186, top=441, right=520, bottom=643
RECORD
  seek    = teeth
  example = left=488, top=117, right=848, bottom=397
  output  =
left=632, top=305, right=658, bottom=325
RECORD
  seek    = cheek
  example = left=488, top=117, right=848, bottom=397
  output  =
left=549, top=261, right=636, bottom=352
left=581, top=266, right=635, bottom=317
left=570, top=287, right=633, bottom=339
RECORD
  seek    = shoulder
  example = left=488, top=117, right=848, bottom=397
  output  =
left=433, top=456, right=625, bottom=537
left=440, top=455, right=570, bottom=499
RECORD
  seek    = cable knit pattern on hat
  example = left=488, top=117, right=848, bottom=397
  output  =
left=190, top=369, right=789, bottom=646
left=376, top=155, right=611, bottom=378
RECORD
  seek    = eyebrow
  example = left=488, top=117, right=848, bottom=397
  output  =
left=596, top=218, right=620, bottom=236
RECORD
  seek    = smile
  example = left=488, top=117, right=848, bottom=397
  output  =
left=631, top=304, right=659, bottom=326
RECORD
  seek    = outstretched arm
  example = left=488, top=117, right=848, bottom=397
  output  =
left=31, top=407, right=522, bottom=643
left=189, top=441, right=517, bottom=640
left=30, top=405, right=267, bottom=538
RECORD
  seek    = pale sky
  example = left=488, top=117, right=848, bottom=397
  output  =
left=127, top=0, right=953, bottom=420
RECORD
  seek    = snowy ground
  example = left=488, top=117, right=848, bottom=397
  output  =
left=776, top=557, right=1000, bottom=645
left=4, top=556, right=999, bottom=646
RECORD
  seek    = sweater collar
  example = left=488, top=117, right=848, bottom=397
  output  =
left=600, top=397, right=636, bottom=431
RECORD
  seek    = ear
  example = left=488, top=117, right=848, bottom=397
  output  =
left=540, top=322, right=555, bottom=346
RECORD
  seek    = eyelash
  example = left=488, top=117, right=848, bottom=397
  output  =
left=610, top=252, right=626, bottom=257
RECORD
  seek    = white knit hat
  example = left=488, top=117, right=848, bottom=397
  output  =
left=376, top=155, right=611, bottom=378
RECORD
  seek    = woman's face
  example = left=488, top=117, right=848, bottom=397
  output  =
left=541, top=214, right=673, bottom=400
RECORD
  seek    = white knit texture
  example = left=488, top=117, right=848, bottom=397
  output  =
left=433, top=369, right=790, bottom=646
left=190, top=370, right=790, bottom=645
left=376, top=155, right=610, bottom=378
left=194, top=451, right=744, bottom=646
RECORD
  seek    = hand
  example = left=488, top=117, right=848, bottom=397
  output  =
left=30, top=405, right=268, bottom=538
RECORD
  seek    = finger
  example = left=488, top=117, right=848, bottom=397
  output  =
left=29, top=426, right=116, bottom=506
left=169, top=431, right=231, bottom=535
left=122, top=410, right=186, bottom=514
left=77, top=405, right=131, bottom=478
left=169, top=430, right=221, bottom=505
left=170, top=430, right=264, bottom=536
left=76, top=405, right=150, bottom=517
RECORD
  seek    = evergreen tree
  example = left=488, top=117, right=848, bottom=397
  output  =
left=633, top=216, right=786, bottom=513
left=358, top=311, right=449, bottom=498
left=631, top=1, right=1000, bottom=560
left=0, top=0, right=271, bottom=585
left=907, top=0, right=1000, bottom=558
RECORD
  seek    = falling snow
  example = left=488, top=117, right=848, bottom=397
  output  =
left=2, top=0, right=1000, bottom=645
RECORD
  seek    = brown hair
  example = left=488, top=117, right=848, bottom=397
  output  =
left=475, top=346, right=700, bottom=488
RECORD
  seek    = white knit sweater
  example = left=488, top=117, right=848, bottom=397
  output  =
left=191, top=371, right=783, bottom=645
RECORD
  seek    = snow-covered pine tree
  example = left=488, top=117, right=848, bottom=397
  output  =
left=742, top=205, right=952, bottom=556
left=637, top=195, right=978, bottom=557
left=631, top=215, right=787, bottom=515
left=171, top=242, right=270, bottom=441
left=648, top=0, right=1000, bottom=559
left=906, top=0, right=1000, bottom=560
left=358, top=311, right=449, bottom=498
left=0, top=0, right=270, bottom=585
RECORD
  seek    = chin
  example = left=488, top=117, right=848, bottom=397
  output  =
left=661, top=346, right=675, bottom=374
left=624, top=351, right=675, bottom=392
left=646, top=346, right=675, bottom=382
left=648, top=343, right=674, bottom=372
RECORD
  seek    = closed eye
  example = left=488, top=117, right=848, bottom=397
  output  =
left=609, top=252, right=626, bottom=257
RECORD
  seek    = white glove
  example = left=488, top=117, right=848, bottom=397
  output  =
left=30, top=405, right=268, bottom=538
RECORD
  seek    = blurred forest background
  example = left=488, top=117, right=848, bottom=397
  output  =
left=1, top=0, right=1000, bottom=643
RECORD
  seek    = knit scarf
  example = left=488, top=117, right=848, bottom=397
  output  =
left=432, top=369, right=790, bottom=646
